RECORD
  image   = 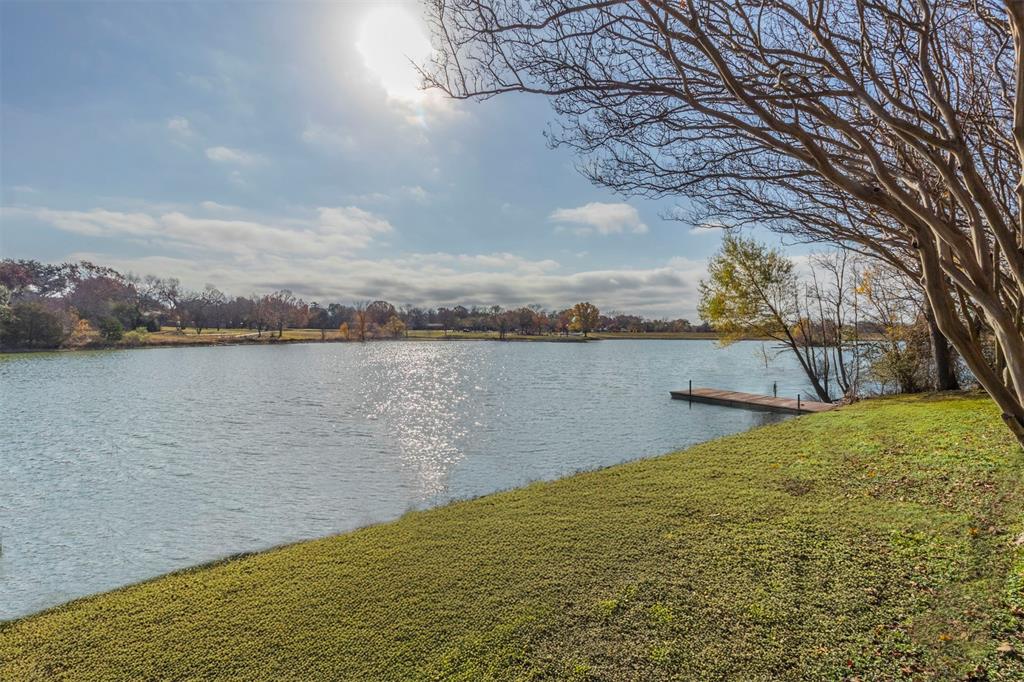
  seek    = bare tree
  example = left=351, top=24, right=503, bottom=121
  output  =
left=428, top=0, right=1024, bottom=447
left=689, top=168, right=962, bottom=391
left=859, top=263, right=940, bottom=394
left=309, top=303, right=330, bottom=341
left=352, top=301, right=370, bottom=342
left=179, top=285, right=227, bottom=336
left=141, top=275, right=180, bottom=321
left=806, top=250, right=863, bottom=398
left=366, top=300, right=397, bottom=327
left=699, top=235, right=847, bottom=402
left=179, top=293, right=208, bottom=336
left=262, top=290, right=297, bottom=338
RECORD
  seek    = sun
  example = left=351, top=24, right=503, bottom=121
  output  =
left=355, top=6, right=434, bottom=104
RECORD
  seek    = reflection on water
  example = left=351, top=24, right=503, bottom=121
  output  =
left=1, top=340, right=805, bottom=619
left=358, top=345, right=476, bottom=497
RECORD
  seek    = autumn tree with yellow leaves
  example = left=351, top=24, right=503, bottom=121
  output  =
left=569, top=302, right=600, bottom=337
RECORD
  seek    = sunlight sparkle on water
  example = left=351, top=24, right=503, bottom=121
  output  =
left=356, top=343, right=473, bottom=497
left=2, top=340, right=802, bottom=619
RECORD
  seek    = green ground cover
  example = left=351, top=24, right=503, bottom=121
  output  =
left=3, top=394, right=1023, bottom=680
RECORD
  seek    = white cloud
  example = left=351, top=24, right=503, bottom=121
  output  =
left=11, top=185, right=38, bottom=194
left=10, top=203, right=392, bottom=256
left=412, top=252, right=561, bottom=275
left=12, top=202, right=706, bottom=316
left=403, top=185, right=430, bottom=203
left=64, top=249, right=706, bottom=317
left=788, top=253, right=816, bottom=279
left=345, top=191, right=392, bottom=204
left=550, top=202, right=649, bottom=236
left=200, top=200, right=240, bottom=212
left=205, top=146, right=265, bottom=165
left=8, top=207, right=159, bottom=237
left=344, top=185, right=431, bottom=205
left=167, top=116, right=193, bottom=136
left=315, top=206, right=394, bottom=249
left=301, top=123, right=357, bottom=154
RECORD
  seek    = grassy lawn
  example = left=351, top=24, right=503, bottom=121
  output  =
left=145, top=327, right=260, bottom=342
left=3, top=395, right=1023, bottom=680
left=405, top=329, right=587, bottom=341
left=155, top=326, right=255, bottom=335
left=109, top=327, right=342, bottom=346
left=592, top=331, right=720, bottom=340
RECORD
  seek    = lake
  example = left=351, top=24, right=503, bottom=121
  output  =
left=1, top=339, right=813, bottom=620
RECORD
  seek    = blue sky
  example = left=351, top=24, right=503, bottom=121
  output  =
left=0, top=0, right=756, bottom=318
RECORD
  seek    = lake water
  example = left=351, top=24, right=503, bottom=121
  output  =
left=1, top=339, right=813, bottom=620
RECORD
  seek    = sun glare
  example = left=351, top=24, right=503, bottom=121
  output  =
left=355, top=6, right=433, bottom=104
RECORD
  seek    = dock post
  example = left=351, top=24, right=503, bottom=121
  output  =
left=797, top=395, right=801, bottom=410
left=773, top=382, right=777, bottom=397
left=689, top=380, right=692, bottom=397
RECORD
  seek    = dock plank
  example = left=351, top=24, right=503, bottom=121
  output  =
left=670, top=387, right=836, bottom=415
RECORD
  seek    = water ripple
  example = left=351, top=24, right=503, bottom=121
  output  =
left=1, top=340, right=804, bottom=619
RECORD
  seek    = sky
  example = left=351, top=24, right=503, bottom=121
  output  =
left=0, top=0, right=779, bottom=319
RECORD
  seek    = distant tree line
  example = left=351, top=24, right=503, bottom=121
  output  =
left=1, top=255, right=966, bottom=403
left=0, top=259, right=706, bottom=350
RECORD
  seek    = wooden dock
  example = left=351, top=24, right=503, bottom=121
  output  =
left=670, top=386, right=836, bottom=415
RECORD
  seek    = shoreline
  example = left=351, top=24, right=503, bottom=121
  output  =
left=4, top=394, right=815, bottom=623
left=0, top=329, right=728, bottom=356
left=4, top=394, right=1021, bottom=679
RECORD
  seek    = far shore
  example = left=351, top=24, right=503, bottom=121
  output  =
left=0, top=328, right=729, bottom=355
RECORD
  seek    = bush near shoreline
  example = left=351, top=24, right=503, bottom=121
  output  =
left=3, top=394, right=1023, bottom=680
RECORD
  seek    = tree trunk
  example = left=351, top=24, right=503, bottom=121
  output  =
left=803, top=363, right=832, bottom=403
left=925, top=309, right=959, bottom=391
left=917, top=233, right=1024, bottom=449
left=781, top=335, right=832, bottom=403
left=776, top=322, right=833, bottom=403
